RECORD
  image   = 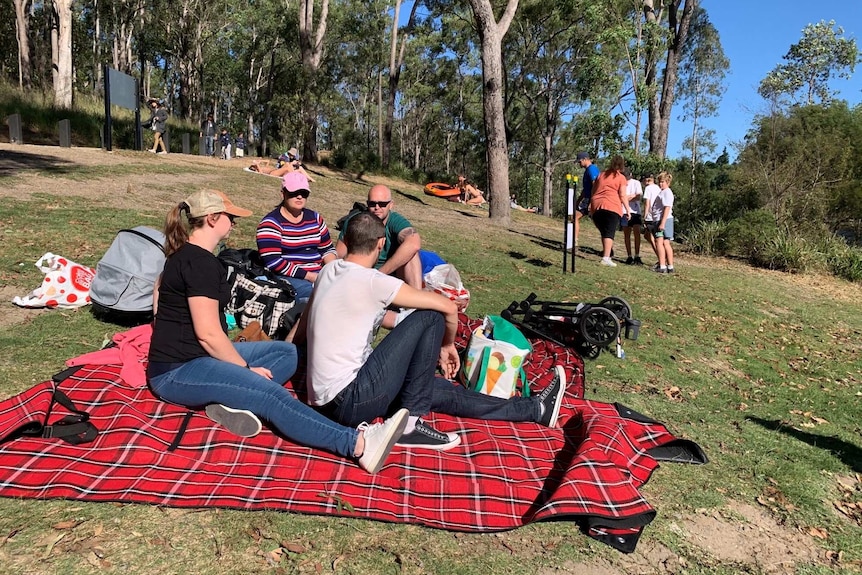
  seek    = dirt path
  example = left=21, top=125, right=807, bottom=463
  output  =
left=0, top=143, right=832, bottom=574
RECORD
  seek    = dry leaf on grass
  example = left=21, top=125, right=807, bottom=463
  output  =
left=807, top=526, right=828, bottom=539
left=51, top=520, right=81, bottom=530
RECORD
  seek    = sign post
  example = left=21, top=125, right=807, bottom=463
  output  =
left=563, top=174, right=578, bottom=273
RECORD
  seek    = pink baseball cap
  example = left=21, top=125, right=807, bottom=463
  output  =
left=282, top=172, right=310, bottom=193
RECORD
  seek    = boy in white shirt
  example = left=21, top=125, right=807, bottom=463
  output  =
left=642, top=175, right=661, bottom=265
left=622, top=169, right=644, bottom=265
left=649, top=172, right=675, bottom=274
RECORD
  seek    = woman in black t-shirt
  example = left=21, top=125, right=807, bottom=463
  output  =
left=146, top=189, right=407, bottom=474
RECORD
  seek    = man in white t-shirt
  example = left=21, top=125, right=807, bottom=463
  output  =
left=294, top=212, right=566, bottom=451
left=641, top=175, right=661, bottom=263
left=622, top=169, right=644, bottom=265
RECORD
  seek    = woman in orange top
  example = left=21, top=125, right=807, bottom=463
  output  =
left=589, top=155, right=631, bottom=267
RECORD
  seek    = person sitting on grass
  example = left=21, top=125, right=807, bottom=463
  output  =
left=336, top=184, right=423, bottom=289
left=256, top=172, right=337, bottom=302
left=510, top=194, right=537, bottom=213
left=457, top=175, right=486, bottom=207
left=146, top=189, right=408, bottom=474
left=293, top=211, right=567, bottom=452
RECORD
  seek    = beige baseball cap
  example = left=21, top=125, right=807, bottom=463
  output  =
left=184, top=190, right=252, bottom=218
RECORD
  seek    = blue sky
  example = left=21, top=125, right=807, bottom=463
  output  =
left=674, top=0, right=862, bottom=160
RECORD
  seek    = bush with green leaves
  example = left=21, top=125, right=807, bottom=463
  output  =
left=683, top=219, right=727, bottom=256
left=749, top=228, right=814, bottom=273
left=723, top=208, right=779, bottom=259
left=817, top=235, right=862, bottom=282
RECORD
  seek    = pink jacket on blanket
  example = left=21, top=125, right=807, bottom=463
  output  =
left=66, top=324, right=152, bottom=388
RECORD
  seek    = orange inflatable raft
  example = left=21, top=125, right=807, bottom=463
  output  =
left=423, top=182, right=461, bottom=200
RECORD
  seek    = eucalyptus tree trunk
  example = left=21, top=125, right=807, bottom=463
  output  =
left=467, top=0, right=519, bottom=225
left=382, top=0, right=418, bottom=168
left=13, top=0, right=32, bottom=89
left=53, top=0, right=74, bottom=109
left=644, top=0, right=697, bottom=158
left=298, top=0, right=330, bottom=161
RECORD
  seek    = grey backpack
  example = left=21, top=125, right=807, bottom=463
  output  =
left=90, top=227, right=166, bottom=325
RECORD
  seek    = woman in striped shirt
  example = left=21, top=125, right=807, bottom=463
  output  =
left=256, top=172, right=337, bottom=301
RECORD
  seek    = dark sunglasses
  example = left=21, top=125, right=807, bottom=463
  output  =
left=366, top=200, right=391, bottom=208
left=223, top=213, right=238, bottom=223
left=282, top=188, right=310, bottom=199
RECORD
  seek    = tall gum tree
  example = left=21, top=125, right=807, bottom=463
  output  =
left=643, top=0, right=697, bottom=158
left=52, top=0, right=74, bottom=108
left=13, top=0, right=32, bottom=89
left=467, top=0, right=518, bottom=225
left=758, top=20, right=859, bottom=106
left=298, top=0, right=329, bottom=160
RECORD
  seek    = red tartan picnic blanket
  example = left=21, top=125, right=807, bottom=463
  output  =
left=0, top=317, right=705, bottom=553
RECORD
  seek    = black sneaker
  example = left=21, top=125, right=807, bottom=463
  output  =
left=667, top=267, right=675, bottom=274
left=396, top=420, right=461, bottom=450
left=634, top=256, right=643, bottom=265
left=625, top=256, right=634, bottom=265
left=651, top=267, right=668, bottom=274
left=205, top=404, right=262, bottom=438
left=537, top=365, right=567, bottom=427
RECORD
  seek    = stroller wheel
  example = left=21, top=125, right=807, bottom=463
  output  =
left=598, top=296, right=632, bottom=320
left=579, top=307, right=620, bottom=347
left=576, top=339, right=602, bottom=360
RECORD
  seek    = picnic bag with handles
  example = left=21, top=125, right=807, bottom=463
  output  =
left=460, top=315, right=532, bottom=399
left=219, top=249, right=296, bottom=339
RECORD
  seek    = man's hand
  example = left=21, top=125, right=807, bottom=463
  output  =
left=438, top=343, right=460, bottom=379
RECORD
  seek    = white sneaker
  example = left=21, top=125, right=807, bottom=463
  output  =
left=205, top=404, right=262, bottom=437
left=600, top=257, right=617, bottom=267
left=357, top=408, right=409, bottom=473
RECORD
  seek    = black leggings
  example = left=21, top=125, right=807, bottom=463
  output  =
left=593, top=209, right=621, bottom=240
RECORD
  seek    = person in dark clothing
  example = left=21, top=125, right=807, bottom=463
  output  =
left=143, top=99, right=169, bottom=154
left=200, top=114, right=217, bottom=156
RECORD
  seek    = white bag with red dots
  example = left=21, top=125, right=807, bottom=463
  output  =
left=12, top=253, right=95, bottom=309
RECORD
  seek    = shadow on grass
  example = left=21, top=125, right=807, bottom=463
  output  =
left=0, top=149, right=77, bottom=177
left=392, top=189, right=426, bottom=205
left=746, top=416, right=862, bottom=473
left=508, top=229, right=562, bottom=252
left=508, top=250, right=554, bottom=268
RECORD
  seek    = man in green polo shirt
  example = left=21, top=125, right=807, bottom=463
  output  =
left=337, top=184, right=422, bottom=289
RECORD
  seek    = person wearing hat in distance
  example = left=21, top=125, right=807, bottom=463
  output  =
left=336, top=184, right=423, bottom=290
left=147, top=189, right=408, bottom=474
left=293, top=211, right=567, bottom=451
left=283, top=147, right=315, bottom=182
left=256, top=172, right=337, bottom=301
left=143, top=98, right=168, bottom=154
left=574, top=151, right=600, bottom=245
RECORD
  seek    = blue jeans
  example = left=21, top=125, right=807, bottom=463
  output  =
left=204, top=135, right=215, bottom=156
left=283, top=276, right=313, bottom=302
left=325, top=310, right=541, bottom=428
left=149, top=340, right=357, bottom=458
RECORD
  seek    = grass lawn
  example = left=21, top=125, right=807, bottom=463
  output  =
left=0, top=143, right=860, bottom=575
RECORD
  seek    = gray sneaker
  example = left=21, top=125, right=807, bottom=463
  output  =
left=397, top=420, right=461, bottom=450
left=537, top=365, right=567, bottom=427
left=357, top=408, right=409, bottom=473
left=205, top=404, right=262, bottom=438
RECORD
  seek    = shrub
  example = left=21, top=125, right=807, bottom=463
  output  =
left=683, top=220, right=727, bottom=256
left=724, top=209, right=779, bottom=259
left=749, top=229, right=814, bottom=273
left=818, top=235, right=862, bottom=282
